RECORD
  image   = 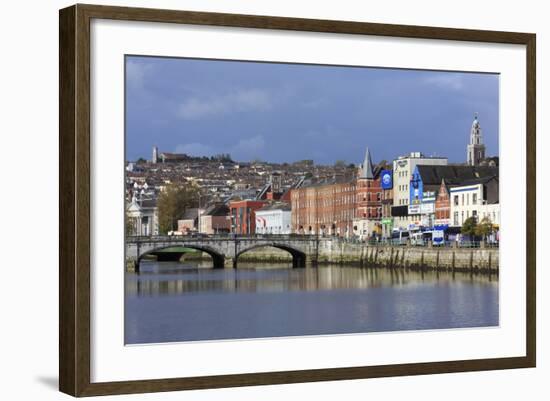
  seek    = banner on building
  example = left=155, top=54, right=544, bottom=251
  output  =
left=380, top=170, right=393, bottom=190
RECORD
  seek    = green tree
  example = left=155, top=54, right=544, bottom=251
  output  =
left=136, top=157, right=147, bottom=164
left=461, top=216, right=477, bottom=237
left=334, top=160, right=346, bottom=168
left=475, top=216, right=493, bottom=240
left=157, top=183, right=200, bottom=234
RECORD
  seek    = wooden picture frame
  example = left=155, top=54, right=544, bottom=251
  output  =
left=59, top=3, right=536, bottom=397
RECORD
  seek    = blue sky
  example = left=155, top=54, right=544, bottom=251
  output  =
left=126, top=56, right=499, bottom=165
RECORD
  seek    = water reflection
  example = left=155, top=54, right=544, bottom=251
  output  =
left=126, top=261, right=497, bottom=297
left=125, top=261, right=499, bottom=344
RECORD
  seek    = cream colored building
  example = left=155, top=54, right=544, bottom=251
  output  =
left=392, top=152, right=447, bottom=230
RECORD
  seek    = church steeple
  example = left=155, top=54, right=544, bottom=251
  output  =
left=360, top=147, right=374, bottom=179
left=467, top=113, right=486, bottom=166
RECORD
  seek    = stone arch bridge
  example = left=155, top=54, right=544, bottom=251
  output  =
left=126, top=234, right=366, bottom=271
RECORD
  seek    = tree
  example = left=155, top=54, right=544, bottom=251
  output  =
left=461, top=216, right=477, bottom=237
left=334, top=160, right=346, bottom=168
left=475, top=216, right=493, bottom=240
left=136, top=157, right=147, bottom=164
left=157, top=183, right=200, bottom=234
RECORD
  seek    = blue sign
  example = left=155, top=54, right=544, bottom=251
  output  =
left=380, top=170, right=393, bottom=189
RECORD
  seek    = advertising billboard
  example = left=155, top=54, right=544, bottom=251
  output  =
left=380, top=169, right=393, bottom=190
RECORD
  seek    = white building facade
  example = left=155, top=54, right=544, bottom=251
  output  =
left=255, top=205, right=292, bottom=235
left=126, top=198, right=159, bottom=236
left=450, top=183, right=500, bottom=227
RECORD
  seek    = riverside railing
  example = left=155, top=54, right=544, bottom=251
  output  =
left=126, top=233, right=499, bottom=248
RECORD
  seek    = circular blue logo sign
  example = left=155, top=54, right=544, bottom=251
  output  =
left=382, top=173, right=391, bottom=185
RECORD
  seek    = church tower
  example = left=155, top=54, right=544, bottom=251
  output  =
left=467, top=113, right=486, bottom=166
left=152, top=145, right=158, bottom=164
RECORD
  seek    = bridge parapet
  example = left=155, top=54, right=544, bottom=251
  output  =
left=126, top=234, right=366, bottom=271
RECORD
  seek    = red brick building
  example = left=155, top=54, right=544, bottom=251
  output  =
left=291, top=147, right=386, bottom=239
left=291, top=177, right=356, bottom=236
left=434, top=179, right=451, bottom=225
left=355, top=178, right=382, bottom=219
left=229, top=200, right=266, bottom=234
left=353, top=148, right=383, bottom=239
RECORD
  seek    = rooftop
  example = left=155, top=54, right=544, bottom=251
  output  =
left=416, top=165, right=498, bottom=186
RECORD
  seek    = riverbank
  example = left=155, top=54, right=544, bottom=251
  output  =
left=132, top=245, right=499, bottom=274
left=352, top=245, right=498, bottom=274
left=235, top=244, right=498, bottom=274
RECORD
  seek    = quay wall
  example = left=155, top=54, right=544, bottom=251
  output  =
left=177, top=245, right=498, bottom=273
left=316, top=243, right=499, bottom=273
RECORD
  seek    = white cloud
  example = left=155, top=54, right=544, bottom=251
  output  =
left=177, top=89, right=272, bottom=120
left=423, top=74, right=464, bottom=91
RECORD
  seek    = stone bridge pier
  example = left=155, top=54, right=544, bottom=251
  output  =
left=125, top=235, right=326, bottom=272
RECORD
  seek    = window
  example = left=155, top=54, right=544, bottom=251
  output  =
left=454, top=195, right=459, bottom=206
left=461, top=194, right=464, bottom=205
left=454, top=211, right=459, bottom=226
left=472, top=193, right=477, bottom=205
left=466, top=193, right=469, bottom=205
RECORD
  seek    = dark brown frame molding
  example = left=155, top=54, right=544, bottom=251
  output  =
left=59, top=3, right=536, bottom=397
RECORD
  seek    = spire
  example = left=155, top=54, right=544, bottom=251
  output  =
left=360, top=147, right=374, bottom=179
left=467, top=113, right=486, bottom=166
left=471, top=112, right=480, bottom=131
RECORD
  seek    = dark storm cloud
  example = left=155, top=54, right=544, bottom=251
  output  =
left=125, top=56, right=499, bottom=165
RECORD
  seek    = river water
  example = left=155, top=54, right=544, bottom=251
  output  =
left=125, top=260, right=499, bottom=344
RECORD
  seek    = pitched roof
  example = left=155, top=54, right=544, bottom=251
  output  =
left=202, top=203, right=230, bottom=216
left=360, top=147, right=374, bottom=179
left=139, top=199, right=157, bottom=209
left=458, top=175, right=499, bottom=187
left=416, top=165, right=498, bottom=186
left=299, top=174, right=356, bottom=189
left=257, top=202, right=291, bottom=212
left=182, top=207, right=199, bottom=220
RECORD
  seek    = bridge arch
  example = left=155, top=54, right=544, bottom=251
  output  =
left=235, top=243, right=307, bottom=268
left=138, top=244, right=226, bottom=270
